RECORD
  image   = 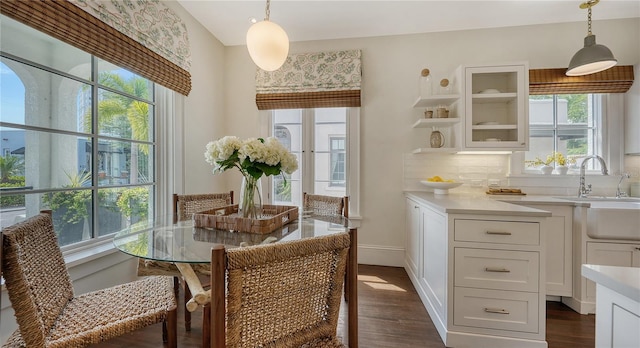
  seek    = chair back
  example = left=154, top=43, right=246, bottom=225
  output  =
left=1, top=212, right=74, bottom=347
left=212, top=232, right=351, bottom=347
left=173, top=191, right=233, bottom=222
left=303, top=192, right=349, bottom=218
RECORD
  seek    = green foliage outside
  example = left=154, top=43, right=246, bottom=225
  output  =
left=0, top=176, right=26, bottom=207
left=116, top=187, right=149, bottom=219
left=44, top=171, right=92, bottom=225
left=0, top=155, right=24, bottom=183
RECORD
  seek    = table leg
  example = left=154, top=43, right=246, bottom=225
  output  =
left=202, top=304, right=211, bottom=348
left=348, top=228, right=358, bottom=348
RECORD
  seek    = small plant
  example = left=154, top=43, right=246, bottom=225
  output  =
left=526, top=152, right=575, bottom=168
left=553, top=152, right=576, bottom=166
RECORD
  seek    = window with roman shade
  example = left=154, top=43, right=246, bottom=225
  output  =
left=255, top=49, right=362, bottom=110
left=0, top=0, right=192, bottom=96
left=529, top=65, right=634, bottom=95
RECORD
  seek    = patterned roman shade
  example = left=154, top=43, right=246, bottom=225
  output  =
left=0, top=0, right=192, bottom=96
left=529, top=66, right=634, bottom=95
left=255, top=49, right=362, bottom=110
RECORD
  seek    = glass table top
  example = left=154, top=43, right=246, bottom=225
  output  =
left=113, top=213, right=355, bottom=264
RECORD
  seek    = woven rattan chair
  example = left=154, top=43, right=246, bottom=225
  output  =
left=210, top=232, right=351, bottom=348
left=303, top=192, right=349, bottom=218
left=1, top=212, right=177, bottom=348
left=137, top=191, right=233, bottom=335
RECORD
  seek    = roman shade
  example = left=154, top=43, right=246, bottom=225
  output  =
left=255, top=49, right=362, bottom=110
left=529, top=66, right=634, bottom=95
left=0, top=0, right=192, bottom=96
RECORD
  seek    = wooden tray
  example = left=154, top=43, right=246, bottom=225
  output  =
left=486, top=191, right=526, bottom=196
left=193, top=204, right=299, bottom=234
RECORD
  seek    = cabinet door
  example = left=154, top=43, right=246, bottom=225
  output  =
left=405, top=198, right=422, bottom=278
left=420, top=207, right=448, bottom=320
left=585, top=242, right=640, bottom=300
left=464, top=64, right=528, bottom=150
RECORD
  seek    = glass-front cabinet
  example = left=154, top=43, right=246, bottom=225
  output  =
left=464, top=63, right=528, bottom=150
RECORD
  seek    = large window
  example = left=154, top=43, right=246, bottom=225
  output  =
left=269, top=108, right=356, bottom=209
left=525, top=94, right=603, bottom=172
left=0, top=16, right=155, bottom=248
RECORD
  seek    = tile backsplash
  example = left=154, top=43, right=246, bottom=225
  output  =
left=404, top=153, right=640, bottom=196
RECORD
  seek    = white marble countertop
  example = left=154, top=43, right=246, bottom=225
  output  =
left=582, top=264, right=640, bottom=302
left=405, top=192, right=553, bottom=216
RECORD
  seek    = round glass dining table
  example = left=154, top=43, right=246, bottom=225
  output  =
left=112, top=212, right=359, bottom=348
left=112, top=213, right=355, bottom=264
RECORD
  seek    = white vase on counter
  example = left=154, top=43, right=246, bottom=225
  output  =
left=540, top=165, right=553, bottom=175
left=556, top=165, right=569, bottom=175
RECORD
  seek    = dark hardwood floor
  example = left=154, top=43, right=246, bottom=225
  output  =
left=92, top=265, right=594, bottom=347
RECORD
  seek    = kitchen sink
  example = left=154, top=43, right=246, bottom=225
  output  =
left=585, top=200, right=640, bottom=241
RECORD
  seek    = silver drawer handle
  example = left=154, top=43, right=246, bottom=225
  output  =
left=484, top=307, right=510, bottom=315
left=485, top=267, right=511, bottom=273
left=486, top=231, right=512, bottom=236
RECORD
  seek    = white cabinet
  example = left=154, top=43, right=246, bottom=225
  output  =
left=516, top=203, right=573, bottom=297
left=405, top=198, right=422, bottom=278
left=403, top=194, right=547, bottom=347
left=625, top=63, right=640, bottom=155
left=464, top=63, right=529, bottom=150
left=585, top=242, right=640, bottom=300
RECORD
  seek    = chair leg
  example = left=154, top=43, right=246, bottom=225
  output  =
left=184, top=281, right=192, bottom=331
left=166, top=307, right=177, bottom=348
left=173, top=276, right=180, bottom=299
left=202, top=304, right=211, bottom=348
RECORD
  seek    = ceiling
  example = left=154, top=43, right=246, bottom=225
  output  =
left=177, top=0, right=640, bottom=47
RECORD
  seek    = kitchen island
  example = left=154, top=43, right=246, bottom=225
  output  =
left=582, top=264, right=640, bottom=348
left=405, top=192, right=551, bottom=348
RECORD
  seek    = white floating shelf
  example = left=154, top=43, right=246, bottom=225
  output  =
left=412, top=147, right=459, bottom=154
left=471, top=124, right=518, bottom=130
left=412, top=118, right=461, bottom=128
left=471, top=92, right=517, bottom=103
left=413, top=94, right=460, bottom=108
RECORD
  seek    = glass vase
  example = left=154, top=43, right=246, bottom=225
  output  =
left=239, top=175, right=263, bottom=219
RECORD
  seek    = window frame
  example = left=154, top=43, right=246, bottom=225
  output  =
left=510, top=93, right=624, bottom=177
left=261, top=107, right=361, bottom=218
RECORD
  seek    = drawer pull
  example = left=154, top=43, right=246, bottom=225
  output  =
left=484, top=307, right=510, bottom=315
left=485, top=267, right=511, bottom=273
left=485, top=231, right=512, bottom=236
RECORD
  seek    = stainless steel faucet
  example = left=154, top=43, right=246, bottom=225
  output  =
left=616, top=173, right=631, bottom=198
left=578, top=155, right=608, bottom=198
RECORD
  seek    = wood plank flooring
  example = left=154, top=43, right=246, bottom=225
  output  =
left=92, top=265, right=594, bottom=347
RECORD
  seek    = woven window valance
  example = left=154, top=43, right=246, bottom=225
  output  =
left=255, top=49, right=362, bottom=110
left=529, top=66, right=634, bottom=95
left=0, top=0, right=192, bottom=96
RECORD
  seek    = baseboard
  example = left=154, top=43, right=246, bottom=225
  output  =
left=445, top=331, right=548, bottom=348
left=357, top=244, right=404, bottom=267
left=562, top=296, right=595, bottom=315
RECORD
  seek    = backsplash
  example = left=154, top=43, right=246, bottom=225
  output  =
left=404, top=153, right=640, bottom=196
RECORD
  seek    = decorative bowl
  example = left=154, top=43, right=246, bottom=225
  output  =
left=420, top=180, right=463, bottom=195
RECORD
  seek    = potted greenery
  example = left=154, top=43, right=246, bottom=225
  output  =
left=526, top=155, right=554, bottom=174
left=44, top=171, right=91, bottom=245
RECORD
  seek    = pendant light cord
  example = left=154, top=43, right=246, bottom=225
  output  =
left=265, top=0, right=271, bottom=21
left=587, top=6, right=592, bottom=35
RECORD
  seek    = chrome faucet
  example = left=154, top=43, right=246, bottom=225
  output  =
left=616, top=173, right=631, bottom=198
left=578, top=155, right=608, bottom=198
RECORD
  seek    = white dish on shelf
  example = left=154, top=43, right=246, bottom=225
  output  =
left=479, top=88, right=501, bottom=94
left=484, top=138, right=502, bottom=142
left=476, top=121, right=499, bottom=125
left=420, top=180, right=463, bottom=194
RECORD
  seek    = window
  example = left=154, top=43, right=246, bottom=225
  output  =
left=330, top=137, right=346, bottom=187
left=524, top=94, right=603, bottom=172
left=0, top=15, right=156, bottom=248
left=267, top=107, right=359, bottom=216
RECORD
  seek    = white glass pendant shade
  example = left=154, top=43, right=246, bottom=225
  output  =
left=566, top=34, right=617, bottom=76
left=246, top=20, right=289, bottom=71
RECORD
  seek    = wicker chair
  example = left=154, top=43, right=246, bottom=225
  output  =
left=303, top=192, right=349, bottom=218
left=136, top=191, right=233, bottom=335
left=210, top=232, right=351, bottom=347
left=1, top=212, right=177, bottom=348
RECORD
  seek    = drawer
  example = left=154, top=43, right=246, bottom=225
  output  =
left=454, top=248, right=539, bottom=292
left=454, top=219, right=540, bottom=245
left=454, top=287, right=539, bottom=333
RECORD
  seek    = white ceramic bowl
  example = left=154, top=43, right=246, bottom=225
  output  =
left=420, top=180, right=463, bottom=194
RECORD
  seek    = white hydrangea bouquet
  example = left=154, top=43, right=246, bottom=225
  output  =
left=204, top=136, right=298, bottom=218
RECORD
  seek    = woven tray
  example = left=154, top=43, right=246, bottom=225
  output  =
left=193, top=204, right=299, bottom=234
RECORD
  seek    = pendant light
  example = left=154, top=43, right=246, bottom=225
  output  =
left=566, top=0, right=617, bottom=76
left=246, top=0, right=289, bottom=71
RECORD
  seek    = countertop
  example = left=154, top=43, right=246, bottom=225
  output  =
left=405, top=191, right=554, bottom=216
left=582, top=264, right=640, bottom=302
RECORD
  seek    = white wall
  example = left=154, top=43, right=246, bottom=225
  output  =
left=220, top=18, right=640, bottom=266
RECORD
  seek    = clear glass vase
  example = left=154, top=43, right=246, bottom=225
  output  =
left=239, top=175, right=263, bottom=219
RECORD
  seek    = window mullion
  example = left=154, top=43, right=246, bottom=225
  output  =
left=91, top=56, right=99, bottom=239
